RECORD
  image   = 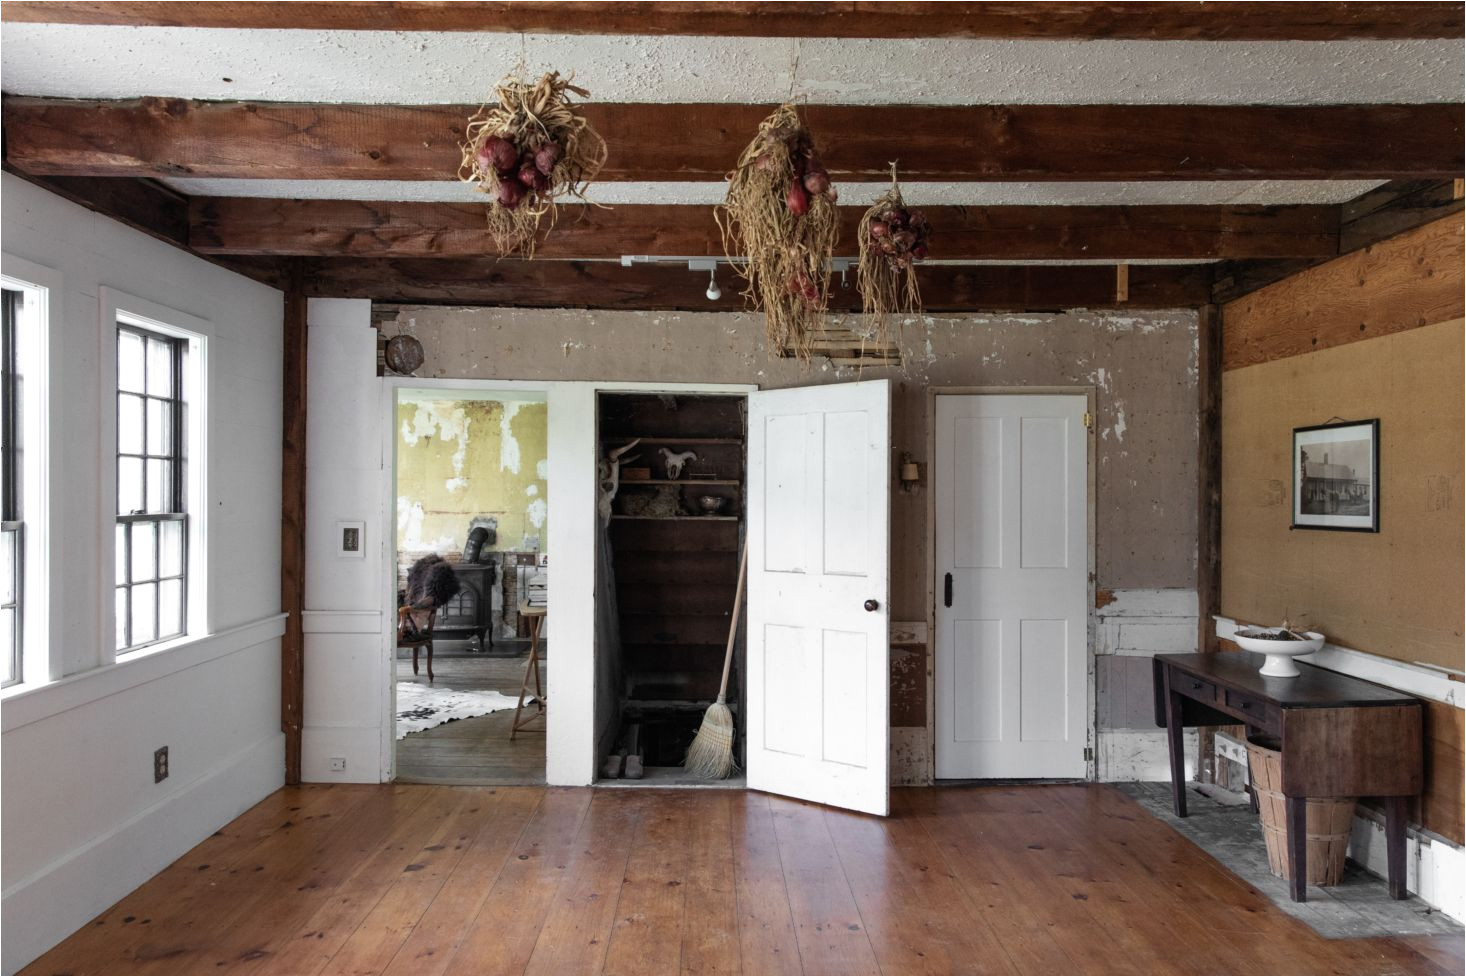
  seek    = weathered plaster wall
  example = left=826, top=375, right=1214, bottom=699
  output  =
left=395, top=395, right=549, bottom=559
left=381, top=305, right=1200, bottom=602
left=378, top=305, right=1202, bottom=780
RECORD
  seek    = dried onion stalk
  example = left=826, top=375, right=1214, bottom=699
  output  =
left=459, top=71, right=608, bottom=257
left=715, top=104, right=840, bottom=362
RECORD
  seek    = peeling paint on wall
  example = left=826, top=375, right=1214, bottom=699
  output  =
left=396, top=396, right=549, bottom=558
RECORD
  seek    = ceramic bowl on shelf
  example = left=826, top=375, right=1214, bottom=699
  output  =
left=697, top=495, right=727, bottom=515
left=1232, top=628, right=1325, bottom=678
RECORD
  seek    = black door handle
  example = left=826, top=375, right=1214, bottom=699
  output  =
left=944, top=573, right=953, bottom=607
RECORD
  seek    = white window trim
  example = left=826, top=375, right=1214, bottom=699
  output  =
left=98, top=287, right=210, bottom=665
left=0, top=254, right=61, bottom=689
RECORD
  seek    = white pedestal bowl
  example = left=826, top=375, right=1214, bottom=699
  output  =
left=1232, top=630, right=1325, bottom=678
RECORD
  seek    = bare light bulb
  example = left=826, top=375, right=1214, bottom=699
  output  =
left=706, top=270, right=722, bottom=301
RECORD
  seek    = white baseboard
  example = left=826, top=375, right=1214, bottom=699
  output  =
left=1, top=732, right=284, bottom=974
left=1348, top=807, right=1464, bottom=922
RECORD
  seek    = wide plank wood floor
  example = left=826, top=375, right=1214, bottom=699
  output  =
left=23, top=784, right=1464, bottom=976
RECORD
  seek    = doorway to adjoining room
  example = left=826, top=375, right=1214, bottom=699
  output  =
left=392, top=388, right=549, bottom=784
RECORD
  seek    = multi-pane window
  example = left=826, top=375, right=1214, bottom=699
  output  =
left=116, top=324, right=187, bottom=652
left=1, top=289, right=22, bottom=685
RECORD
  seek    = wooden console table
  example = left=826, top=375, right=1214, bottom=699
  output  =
left=1153, top=651, right=1422, bottom=902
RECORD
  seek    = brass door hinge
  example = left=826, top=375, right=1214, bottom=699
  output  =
left=1082, top=411, right=1094, bottom=430
left=1084, top=746, right=1094, bottom=762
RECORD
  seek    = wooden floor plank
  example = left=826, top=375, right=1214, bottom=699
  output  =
left=729, top=793, right=803, bottom=976
left=217, top=785, right=451, bottom=975
left=382, top=787, right=545, bottom=975
left=901, top=788, right=1082, bottom=976
left=826, top=797, right=1019, bottom=975
left=440, top=787, right=593, bottom=975
left=602, top=790, right=694, bottom=976
left=24, top=785, right=375, bottom=974
left=677, top=792, right=742, bottom=977
left=522, top=790, right=650, bottom=975
left=21, top=784, right=1458, bottom=977
left=765, top=794, right=881, bottom=976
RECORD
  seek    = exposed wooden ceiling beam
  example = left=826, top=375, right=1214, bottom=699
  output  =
left=6, top=97, right=1461, bottom=183
left=0, top=163, right=189, bottom=248
left=1210, top=178, right=1464, bottom=302
left=294, top=257, right=1212, bottom=311
left=2, top=2, right=1459, bottom=40
left=187, top=198, right=1340, bottom=260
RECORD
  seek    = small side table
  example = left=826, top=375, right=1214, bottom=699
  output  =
left=510, top=601, right=547, bottom=739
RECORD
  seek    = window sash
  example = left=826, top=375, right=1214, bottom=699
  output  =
left=2, top=289, right=20, bottom=684
left=1, top=523, right=20, bottom=687
left=115, top=513, right=187, bottom=653
left=116, top=323, right=188, bottom=654
left=116, top=324, right=185, bottom=517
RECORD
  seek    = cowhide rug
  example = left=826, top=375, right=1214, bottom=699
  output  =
left=395, top=682, right=529, bottom=739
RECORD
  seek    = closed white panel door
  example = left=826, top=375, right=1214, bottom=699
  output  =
left=935, top=394, right=1087, bottom=779
left=746, top=380, right=890, bottom=816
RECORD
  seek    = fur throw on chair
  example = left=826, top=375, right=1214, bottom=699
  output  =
left=405, top=554, right=461, bottom=609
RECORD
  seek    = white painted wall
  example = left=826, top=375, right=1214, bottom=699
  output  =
left=300, top=301, right=753, bottom=786
left=0, top=173, right=286, bottom=973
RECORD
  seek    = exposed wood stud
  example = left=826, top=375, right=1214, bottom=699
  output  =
left=1115, top=264, right=1130, bottom=302
left=3, top=2, right=1461, bottom=39
left=281, top=262, right=307, bottom=786
left=6, top=97, right=1461, bottom=183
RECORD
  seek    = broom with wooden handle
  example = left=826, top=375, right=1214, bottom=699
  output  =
left=684, top=543, right=748, bottom=779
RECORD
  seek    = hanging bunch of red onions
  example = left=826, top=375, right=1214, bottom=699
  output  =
left=716, top=104, right=840, bottom=362
left=460, top=71, right=606, bottom=257
left=857, top=165, right=930, bottom=341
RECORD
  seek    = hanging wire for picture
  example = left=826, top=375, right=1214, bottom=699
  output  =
left=460, top=70, right=608, bottom=257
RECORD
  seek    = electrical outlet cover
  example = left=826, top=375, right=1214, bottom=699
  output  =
left=329, top=757, right=347, bottom=772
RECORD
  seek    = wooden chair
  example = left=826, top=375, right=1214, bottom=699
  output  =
left=397, top=604, right=438, bottom=682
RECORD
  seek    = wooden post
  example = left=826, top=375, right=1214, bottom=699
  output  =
left=281, top=263, right=307, bottom=784
left=1115, top=263, right=1129, bottom=302
left=1195, top=303, right=1223, bottom=783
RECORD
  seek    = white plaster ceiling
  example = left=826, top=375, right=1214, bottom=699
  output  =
left=1, top=27, right=1461, bottom=105
left=162, top=177, right=1387, bottom=207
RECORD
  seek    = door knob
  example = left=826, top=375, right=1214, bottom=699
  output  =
left=864, top=599, right=880, bottom=612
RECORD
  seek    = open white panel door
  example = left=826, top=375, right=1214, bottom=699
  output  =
left=746, top=380, right=890, bottom=816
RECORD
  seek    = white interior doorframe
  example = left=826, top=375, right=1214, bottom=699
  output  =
left=378, top=377, right=754, bottom=787
left=926, top=386, right=1097, bottom=781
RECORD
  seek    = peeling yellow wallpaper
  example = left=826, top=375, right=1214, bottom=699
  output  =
left=395, top=396, right=548, bottom=559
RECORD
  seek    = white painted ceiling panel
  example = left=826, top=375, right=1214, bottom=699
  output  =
left=2, top=27, right=1460, bottom=105
left=162, top=178, right=1386, bottom=206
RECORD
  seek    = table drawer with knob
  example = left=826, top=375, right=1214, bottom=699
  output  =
left=1180, top=676, right=1218, bottom=704
left=1224, top=689, right=1280, bottom=731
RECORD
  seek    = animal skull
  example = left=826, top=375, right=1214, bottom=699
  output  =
left=659, top=447, right=698, bottom=480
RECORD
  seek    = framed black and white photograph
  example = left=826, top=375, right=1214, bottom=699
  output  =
left=1292, top=419, right=1379, bottom=532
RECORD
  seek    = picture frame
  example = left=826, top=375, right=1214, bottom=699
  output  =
left=336, top=519, right=367, bottom=559
left=1291, top=419, right=1379, bottom=532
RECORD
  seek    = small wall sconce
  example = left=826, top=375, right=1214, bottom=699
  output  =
left=899, top=454, right=923, bottom=491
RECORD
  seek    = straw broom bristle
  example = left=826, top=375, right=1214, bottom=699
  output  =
left=684, top=697, right=738, bottom=779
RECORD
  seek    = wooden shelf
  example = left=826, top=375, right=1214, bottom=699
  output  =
left=600, top=436, right=743, bottom=445
left=620, top=479, right=739, bottom=486
left=611, top=514, right=739, bottom=521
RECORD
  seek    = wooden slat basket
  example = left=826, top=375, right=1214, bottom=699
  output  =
left=1246, top=735, right=1355, bottom=886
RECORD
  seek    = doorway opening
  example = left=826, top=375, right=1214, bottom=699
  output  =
left=391, top=388, right=549, bottom=784
left=594, top=392, right=748, bottom=786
